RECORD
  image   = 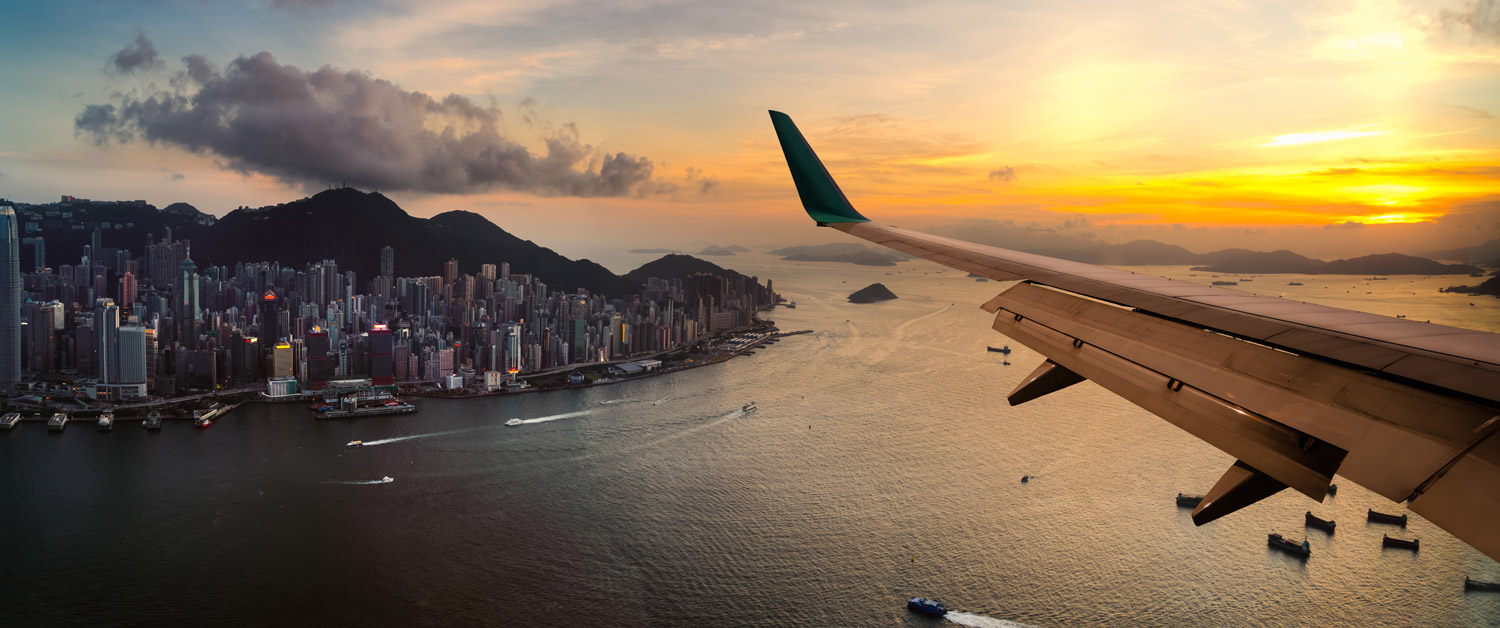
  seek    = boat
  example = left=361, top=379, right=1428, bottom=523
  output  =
left=47, top=413, right=68, bottom=432
left=1382, top=535, right=1420, bottom=551
left=1326, top=483, right=1337, bottom=495
left=347, top=440, right=364, bottom=448
left=1367, top=509, right=1408, bottom=527
left=380, top=476, right=394, bottom=483
left=975, top=277, right=989, bottom=282
left=653, top=398, right=669, bottom=405
left=906, top=597, right=948, bottom=616
left=1268, top=533, right=1312, bottom=557
left=0, top=412, right=20, bottom=430
left=1211, top=281, right=1238, bottom=286
left=1287, top=282, right=1304, bottom=286
left=194, top=416, right=213, bottom=428
left=786, top=301, right=796, bottom=309
left=1176, top=493, right=1204, bottom=508
left=505, top=418, right=523, bottom=426
left=742, top=401, right=757, bottom=412
left=144, top=410, right=162, bottom=430
left=1465, top=576, right=1500, bottom=592
left=1305, top=512, right=1336, bottom=533
left=987, top=345, right=1012, bottom=354
left=97, top=411, right=114, bottom=432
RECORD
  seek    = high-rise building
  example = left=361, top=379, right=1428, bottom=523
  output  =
left=258, top=290, right=279, bottom=345
left=95, top=298, right=119, bottom=384
left=176, top=257, right=199, bottom=348
left=119, top=271, right=137, bottom=314
left=369, top=324, right=394, bottom=386
left=0, top=206, right=19, bottom=385
left=118, top=325, right=147, bottom=385
left=443, top=258, right=458, bottom=286
left=480, top=264, right=496, bottom=281
left=380, top=246, right=394, bottom=279
left=306, top=329, right=331, bottom=389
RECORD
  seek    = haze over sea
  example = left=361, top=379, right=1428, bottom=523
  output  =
left=4, top=255, right=1499, bottom=627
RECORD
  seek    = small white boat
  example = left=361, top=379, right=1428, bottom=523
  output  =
left=742, top=401, right=757, bottom=412
left=505, top=418, right=523, bottom=426
left=347, top=440, right=363, bottom=448
left=653, top=398, right=670, bottom=406
left=380, top=476, right=394, bottom=483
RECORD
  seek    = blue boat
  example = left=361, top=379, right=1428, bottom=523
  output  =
left=906, top=597, right=948, bottom=616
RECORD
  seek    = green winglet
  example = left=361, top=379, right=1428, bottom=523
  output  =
left=769, top=110, right=870, bottom=225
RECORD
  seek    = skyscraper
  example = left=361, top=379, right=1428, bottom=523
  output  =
left=176, top=257, right=199, bottom=349
left=443, top=258, right=458, bottom=286
left=118, top=325, right=147, bottom=385
left=0, top=206, right=20, bottom=385
left=95, top=298, right=119, bottom=384
left=380, top=246, right=394, bottom=279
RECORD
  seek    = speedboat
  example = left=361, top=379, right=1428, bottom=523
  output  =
left=742, top=401, right=757, bottom=412
left=505, top=418, right=523, bottom=426
left=347, top=440, right=364, bottom=448
left=906, top=597, right=948, bottom=616
left=380, top=476, right=394, bottom=483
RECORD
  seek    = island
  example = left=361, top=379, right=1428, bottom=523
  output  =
left=1441, top=276, right=1500, bottom=297
left=848, top=283, right=899, bottom=303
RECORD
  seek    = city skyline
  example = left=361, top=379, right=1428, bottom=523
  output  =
left=1, top=1, right=1497, bottom=261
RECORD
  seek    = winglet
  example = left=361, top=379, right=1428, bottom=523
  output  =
left=769, top=110, right=870, bottom=225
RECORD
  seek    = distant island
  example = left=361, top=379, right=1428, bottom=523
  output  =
left=1441, top=276, right=1500, bottom=297
left=769, top=243, right=909, bottom=267
left=1190, top=251, right=1481, bottom=275
left=848, top=283, right=898, bottom=303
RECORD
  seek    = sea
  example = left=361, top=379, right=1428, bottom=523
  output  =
left=4, top=256, right=1499, bottom=627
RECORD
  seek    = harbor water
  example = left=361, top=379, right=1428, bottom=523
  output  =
left=4, top=258, right=1499, bottom=627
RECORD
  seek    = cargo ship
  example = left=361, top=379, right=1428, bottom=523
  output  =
left=1465, top=576, right=1500, bottom=592
left=316, top=392, right=417, bottom=420
left=1382, top=535, right=1420, bottom=551
left=1268, top=533, right=1311, bottom=557
left=1305, top=512, right=1336, bottom=533
left=1367, top=509, right=1408, bottom=527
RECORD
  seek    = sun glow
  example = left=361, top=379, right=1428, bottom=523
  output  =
left=1340, top=212, right=1437, bottom=224
left=1264, top=127, right=1385, bottom=147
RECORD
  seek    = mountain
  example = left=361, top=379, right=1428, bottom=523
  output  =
left=1423, top=240, right=1500, bottom=264
left=191, top=188, right=639, bottom=295
left=848, top=283, right=898, bottom=303
left=624, top=254, right=757, bottom=285
left=1030, top=240, right=1199, bottom=265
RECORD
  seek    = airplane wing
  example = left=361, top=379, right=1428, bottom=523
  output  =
left=769, top=110, right=1500, bottom=562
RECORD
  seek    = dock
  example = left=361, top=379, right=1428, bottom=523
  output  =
left=316, top=391, right=418, bottom=420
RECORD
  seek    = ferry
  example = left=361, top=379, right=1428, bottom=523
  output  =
left=316, top=392, right=417, bottom=420
left=380, top=476, right=394, bottom=483
left=1382, top=535, right=1420, bottom=551
left=143, top=410, right=162, bottom=430
left=742, top=401, right=757, bottom=412
left=505, top=418, right=523, bottom=426
left=1305, top=512, right=1336, bottom=533
left=195, top=416, right=214, bottom=428
left=347, top=440, right=364, bottom=448
left=47, top=413, right=68, bottom=432
left=0, top=413, right=21, bottom=430
left=1367, top=509, right=1408, bottom=527
left=1176, top=493, right=1204, bottom=508
left=1268, top=533, right=1311, bottom=557
left=97, top=411, right=114, bottom=432
left=906, top=597, right=948, bottom=617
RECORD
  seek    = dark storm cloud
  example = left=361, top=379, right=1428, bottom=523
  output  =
left=109, top=32, right=163, bottom=74
left=988, top=166, right=1017, bottom=183
left=77, top=51, right=666, bottom=197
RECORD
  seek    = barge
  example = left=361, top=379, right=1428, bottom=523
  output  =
left=0, top=412, right=20, bottom=430
left=47, top=413, right=68, bottom=432
left=143, top=410, right=162, bottom=430
left=1176, top=493, right=1204, bottom=508
left=1465, top=577, right=1500, bottom=592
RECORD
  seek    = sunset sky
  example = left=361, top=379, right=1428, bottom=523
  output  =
left=1, top=0, right=1496, bottom=268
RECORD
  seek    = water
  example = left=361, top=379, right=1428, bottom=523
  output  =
left=4, top=259, right=1499, bottom=627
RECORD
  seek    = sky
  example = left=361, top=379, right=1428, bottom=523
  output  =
left=1, top=0, right=1497, bottom=270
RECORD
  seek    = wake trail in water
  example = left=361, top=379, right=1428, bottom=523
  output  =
left=945, top=611, right=1044, bottom=628
left=516, top=410, right=592, bottom=425
left=358, top=426, right=489, bottom=447
left=331, top=479, right=394, bottom=485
